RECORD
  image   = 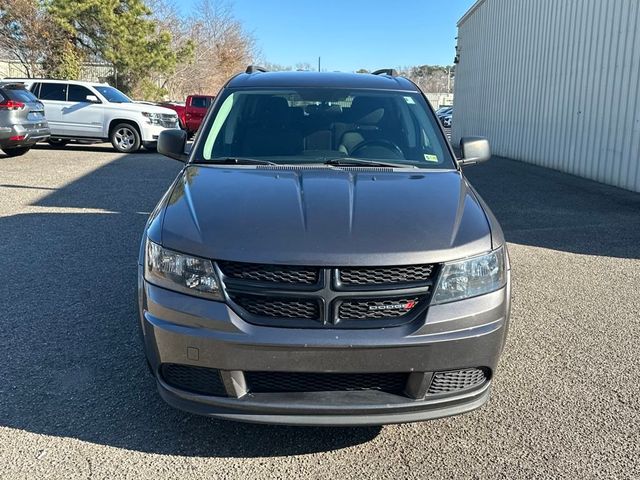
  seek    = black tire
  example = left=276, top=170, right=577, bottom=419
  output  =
left=142, top=142, right=157, bottom=152
left=47, top=138, right=70, bottom=148
left=2, top=146, right=30, bottom=157
left=110, top=122, right=141, bottom=153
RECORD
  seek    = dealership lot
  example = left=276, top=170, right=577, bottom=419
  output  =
left=1, top=146, right=639, bottom=479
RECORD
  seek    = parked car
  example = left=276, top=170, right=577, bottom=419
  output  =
left=140, top=67, right=510, bottom=426
left=0, top=82, right=50, bottom=157
left=441, top=112, right=453, bottom=128
left=161, top=94, right=214, bottom=137
left=4, top=79, right=180, bottom=153
left=435, top=106, right=452, bottom=116
left=437, top=106, right=453, bottom=128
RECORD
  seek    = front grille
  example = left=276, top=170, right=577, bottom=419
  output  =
left=338, top=264, right=435, bottom=286
left=219, top=261, right=319, bottom=285
left=231, top=295, right=320, bottom=320
left=160, top=364, right=227, bottom=396
left=427, top=368, right=489, bottom=395
left=245, top=371, right=409, bottom=395
left=159, top=114, right=179, bottom=128
left=338, top=297, right=421, bottom=320
left=220, top=262, right=438, bottom=328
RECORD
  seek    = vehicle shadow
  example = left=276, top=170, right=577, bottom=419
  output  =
left=0, top=154, right=381, bottom=458
left=1, top=152, right=639, bottom=458
left=32, top=142, right=158, bottom=155
left=464, top=156, right=640, bottom=259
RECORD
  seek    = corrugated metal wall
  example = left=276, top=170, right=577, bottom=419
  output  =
left=452, top=0, right=640, bottom=192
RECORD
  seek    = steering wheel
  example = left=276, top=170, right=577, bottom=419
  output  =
left=350, top=139, right=404, bottom=159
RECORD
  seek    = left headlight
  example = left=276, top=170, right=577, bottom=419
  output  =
left=144, top=238, right=223, bottom=300
left=432, top=246, right=507, bottom=304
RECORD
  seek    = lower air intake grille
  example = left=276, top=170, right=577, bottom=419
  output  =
left=428, top=368, right=489, bottom=395
left=232, top=295, right=320, bottom=320
left=245, top=371, right=409, bottom=395
left=160, top=364, right=227, bottom=396
left=338, top=297, right=421, bottom=320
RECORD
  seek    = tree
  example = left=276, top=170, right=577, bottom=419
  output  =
left=400, top=64, right=455, bottom=93
left=0, top=0, right=81, bottom=78
left=47, top=0, right=192, bottom=95
left=155, top=0, right=256, bottom=99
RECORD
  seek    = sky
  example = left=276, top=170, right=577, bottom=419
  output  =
left=178, top=0, right=477, bottom=72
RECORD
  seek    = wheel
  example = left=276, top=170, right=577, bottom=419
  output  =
left=110, top=123, right=141, bottom=153
left=47, top=138, right=70, bottom=148
left=1, top=146, right=30, bottom=157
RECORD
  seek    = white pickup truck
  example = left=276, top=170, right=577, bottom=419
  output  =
left=4, top=79, right=180, bottom=153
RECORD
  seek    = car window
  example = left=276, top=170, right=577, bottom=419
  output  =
left=199, top=88, right=454, bottom=169
left=92, top=86, right=131, bottom=103
left=191, top=97, right=210, bottom=108
left=30, top=83, right=41, bottom=97
left=68, top=84, right=95, bottom=102
left=39, top=83, right=67, bottom=101
left=2, top=87, right=38, bottom=103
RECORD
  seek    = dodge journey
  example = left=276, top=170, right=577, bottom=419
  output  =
left=138, top=67, right=511, bottom=425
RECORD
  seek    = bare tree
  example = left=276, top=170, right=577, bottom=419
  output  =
left=0, top=0, right=58, bottom=77
left=152, top=0, right=257, bottom=100
left=398, top=65, right=455, bottom=94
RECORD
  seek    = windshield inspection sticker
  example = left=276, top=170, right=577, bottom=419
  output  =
left=403, top=96, right=416, bottom=104
left=423, top=154, right=439, bottom=162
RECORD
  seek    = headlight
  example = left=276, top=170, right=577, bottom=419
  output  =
left=142, top=112, right=162, bottom=125
left=144, top=239, right=223, bottom=300
left=432, top=247, right=506, bottom=304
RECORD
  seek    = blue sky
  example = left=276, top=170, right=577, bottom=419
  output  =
left=178, top=1, right=476, bottom=71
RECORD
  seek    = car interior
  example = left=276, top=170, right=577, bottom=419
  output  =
left=208, top=90, right=446, bottom=164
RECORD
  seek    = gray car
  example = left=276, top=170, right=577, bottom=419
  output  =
left=139, top=67, right=510, bottom=426
left=0, top=82, right=50, bottom=157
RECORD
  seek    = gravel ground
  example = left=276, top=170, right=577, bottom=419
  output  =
left=1, top=144, right=639, bottom=479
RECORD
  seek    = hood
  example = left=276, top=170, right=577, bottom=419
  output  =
left=104, top=102, right=177, bottom=115
left=159, top=166, right=492, bottom=266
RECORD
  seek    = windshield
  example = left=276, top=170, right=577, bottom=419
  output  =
left=198, top=88, right=454, bottom=168
left=3, top=87, right=38, bottom=103
left=93, top=86, right=131, bottom=103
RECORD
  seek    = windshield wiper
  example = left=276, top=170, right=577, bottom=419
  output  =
left=204, top=157, right=278, bottom=166
left=323, top=157, right=416, bottom=168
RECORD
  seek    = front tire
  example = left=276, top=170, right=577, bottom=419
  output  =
left=110, top=123, right=141, bottom=153
left=2, top=146, right=30, bottom=157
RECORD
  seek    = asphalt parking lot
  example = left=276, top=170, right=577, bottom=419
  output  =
left=1, top=145, right=639, bottom=479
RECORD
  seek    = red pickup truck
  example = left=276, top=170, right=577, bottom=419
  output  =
left=161, top=94, right=214, bottom=137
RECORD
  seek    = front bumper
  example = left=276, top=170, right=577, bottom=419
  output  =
left=139, top=269, right=510, bottom=425
left=139, top=122, right=180, bottom=143
left=0, top=122, right=50, bottom=147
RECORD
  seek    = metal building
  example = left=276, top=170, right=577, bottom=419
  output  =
left=452, top=0, right=640, bottom=192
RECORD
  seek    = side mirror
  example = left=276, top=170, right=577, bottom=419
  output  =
left=158, top=129, right=188, bottom=162
left=85, top=94, right=100, bottom=103
left=458, top=136, right=491, bottom=166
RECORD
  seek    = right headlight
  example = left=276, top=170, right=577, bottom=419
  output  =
left=144, top=238, right=223, bottom=300
left=432, top=246, right=507, bottom=304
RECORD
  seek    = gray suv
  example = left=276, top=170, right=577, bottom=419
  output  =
left=0, top=82, right=49, bottom=157
left=139, top=67, right=510, bottom=425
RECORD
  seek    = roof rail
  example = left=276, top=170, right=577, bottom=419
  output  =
left=245, top=65, right=268, bottom=74
left=371, top=69, right=398, bottom=77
